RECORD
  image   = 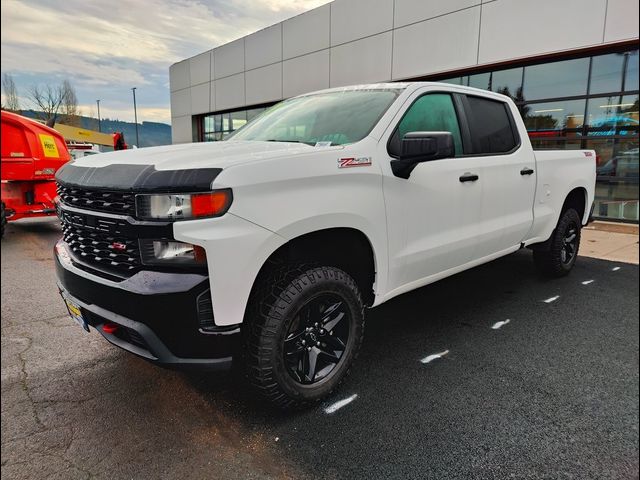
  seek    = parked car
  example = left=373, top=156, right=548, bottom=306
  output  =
left=54, top=83, right=596, bottom=408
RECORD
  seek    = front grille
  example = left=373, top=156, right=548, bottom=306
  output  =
left=62, top=222, right=141, bottom=274
left=57, top=184, right=136, bottom=216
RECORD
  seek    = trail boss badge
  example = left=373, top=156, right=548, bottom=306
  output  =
left=338, top=157, right=372, bottom=168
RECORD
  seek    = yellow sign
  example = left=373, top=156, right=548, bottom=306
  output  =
left=39, top=134, right=60, bottom=158
left=53, top=123, right=114, bottom=147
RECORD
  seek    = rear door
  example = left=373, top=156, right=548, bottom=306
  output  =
left=458, top=95, right=537, bottom=258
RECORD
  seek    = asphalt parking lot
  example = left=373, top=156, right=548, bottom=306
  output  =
left=1, top=218, right=638, bottom=480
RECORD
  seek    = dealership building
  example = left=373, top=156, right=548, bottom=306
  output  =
left=170, top=0, right=639, bottom=222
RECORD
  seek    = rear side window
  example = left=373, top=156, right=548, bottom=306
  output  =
left=388, top=93, right=464, bottom=157
left=465, top=96, right=519, bottom=154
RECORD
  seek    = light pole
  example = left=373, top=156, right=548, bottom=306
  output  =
left=96, top=99, right=101, bottom=132
left=132, top=87, right=139, bottom=147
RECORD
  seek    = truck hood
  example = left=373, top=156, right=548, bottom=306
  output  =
left=56, top=140, right=344, bottom=192
left=70, top=140, right=327, bottom=170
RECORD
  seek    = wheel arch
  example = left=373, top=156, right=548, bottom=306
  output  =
left=246, top=227, right=379, bottom=315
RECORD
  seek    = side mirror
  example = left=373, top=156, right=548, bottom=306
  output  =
left=391, top=131, right=455, bottom=179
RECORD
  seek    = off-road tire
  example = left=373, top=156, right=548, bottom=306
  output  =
left=533, top=208, right=582, bottom=277
left=245, top=264, right=365, bottom=409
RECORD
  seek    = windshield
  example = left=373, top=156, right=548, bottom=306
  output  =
left=227, top=89, right=402, bottom=146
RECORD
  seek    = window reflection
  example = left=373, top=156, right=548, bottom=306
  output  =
left=523, top=58, right=589, bottom=100
left=491, top=68, right=523, bottom=99
left=625, top=50, right=639, bottom=92
left=523, top=100, right=585, bottom=132
left=586, top=95, right=639, bottom=135
left=590, top=53, right=625, bottom=94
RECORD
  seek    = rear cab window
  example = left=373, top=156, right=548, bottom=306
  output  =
left=463, top=95, right=520, bottom=154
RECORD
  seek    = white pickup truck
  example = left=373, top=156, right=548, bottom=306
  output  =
left=54, top=83, right=596, bottom=408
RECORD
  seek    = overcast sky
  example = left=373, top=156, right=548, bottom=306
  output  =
left=0, top=0, right=328, bottom=125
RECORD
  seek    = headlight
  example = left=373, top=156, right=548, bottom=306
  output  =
left=136, top=189, right=232, bottom=221
left=140, top=239, right=207, bottom=266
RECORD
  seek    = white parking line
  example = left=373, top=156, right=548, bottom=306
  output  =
left=420, top=350, right=449, bottom=364
left=324, top=394, right=358, bottom=414
left=612, top=266, right=621, bottom=271
left=544, top=296, right=560, bottom=303
left=491, top=319, right=511, bottom=330
left=581, top=280, right=594, bottom=285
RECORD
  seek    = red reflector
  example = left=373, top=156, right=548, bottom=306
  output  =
left=191, top=191, right=231, bottom=218
left=102, top=323, right=119, bottom=334
left=194, top=245, right=207, bottom=263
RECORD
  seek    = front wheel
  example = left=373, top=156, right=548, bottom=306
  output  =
left=245, top=265, right=364, bottom=409
left=533, top=208, right=582, bottom=277
left=1, top=202, right=6, bottom=238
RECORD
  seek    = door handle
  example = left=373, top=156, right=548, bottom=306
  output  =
left=520, top=167, right=535, bottom=176
left=459, top=173, right=479, bottom=183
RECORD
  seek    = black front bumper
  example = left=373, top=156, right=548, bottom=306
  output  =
left=55, top=241, right=240, bottom=371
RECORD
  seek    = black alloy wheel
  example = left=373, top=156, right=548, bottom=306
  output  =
left=560, top=222, right=579, bottom=265
left=283, top=294, right=350, bottom=385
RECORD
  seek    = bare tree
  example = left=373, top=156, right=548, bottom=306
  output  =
left=61, top=79, right=81, bottom=126
left=28, top=83, right=67, bottom=126
left=2, top=73, right=20, bottom=112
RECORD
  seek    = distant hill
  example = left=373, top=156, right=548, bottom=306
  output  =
left=19, top=110, right=172, bottom=148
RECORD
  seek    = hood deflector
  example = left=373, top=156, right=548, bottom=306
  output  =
left=56, top=163, right=222, bottom=192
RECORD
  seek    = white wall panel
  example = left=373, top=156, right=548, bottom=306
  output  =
left=170, top=89, right=191, bottom=117
left=283, top=4, right=330, bottom=59
left=283, top=50, right=330, bottom=97
left=393, top=7, right=480, bottom=80
left=604, top=0, right=640, bottom=42
left=394, top=0, right=479, bottom=28
left=190, top=83, right=210, bottom=115
left=209, top=81, right=216, bottom=112
left=214, top=73, right=245, bottom=110
left=478, top=0, right=606, bottom=64
left=331, top=32, right=393, bottom=87
left=169, top=61, right=190, bottom=92
left=213, top=38, right=245, bottom=79
left=245, top=24, right=282, bottom=70
left=189, top=51, right=211, bottom=86
left=330, top=0, right=393, bottom=46
left=171, top=116, right=193, bottom=144
left=245, top=63, right=283, bottom=105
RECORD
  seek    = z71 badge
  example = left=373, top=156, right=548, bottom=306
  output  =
left=338, top=157, right=372, bottom=168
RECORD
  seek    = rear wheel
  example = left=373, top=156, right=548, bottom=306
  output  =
left=533, top=208, right=582, bottom=277
left=245, top=264, right=364, bottom=409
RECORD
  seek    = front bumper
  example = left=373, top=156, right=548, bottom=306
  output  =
left=55, top=240, right=240, bottom=370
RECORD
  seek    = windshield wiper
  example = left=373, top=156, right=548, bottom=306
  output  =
left=265, top=139, right=314, bottom=146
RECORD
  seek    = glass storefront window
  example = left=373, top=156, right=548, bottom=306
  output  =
left=590, top=53, right=625, bottom=94
left=625, top=50, right=639, bottom=92
left=523, top=99, right=586, bottom=132
left=523, top=58, right=589, bottom=101
left=491, top=68, right=523, bottom=99
left=586, top=94, right=639, bottom=135
left=469, top=73, right=491, bottom=90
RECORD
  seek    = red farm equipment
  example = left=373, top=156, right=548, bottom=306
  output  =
left=1, top=110, right=71, bottom=237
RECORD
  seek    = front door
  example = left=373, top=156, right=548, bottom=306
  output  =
left=381, top=92, right=484, bottom=293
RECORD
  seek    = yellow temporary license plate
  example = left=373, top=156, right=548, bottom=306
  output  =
left=61, top=292, right=89, bottom=332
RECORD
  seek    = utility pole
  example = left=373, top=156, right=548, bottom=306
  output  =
left=96, top=99, right=101, bottom=132
left=132, top=87, right=139, bottom=147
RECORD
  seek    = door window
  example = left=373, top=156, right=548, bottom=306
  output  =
left=388, top=93, right=463, bottom=157
left=465, top=96, right=519, bottom=154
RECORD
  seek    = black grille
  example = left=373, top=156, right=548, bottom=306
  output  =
left=62, top=222, right=141, bottom=274
left=197, top=290, right=216, bottom=330
left=118, top=326, right=149, bottom=351
left=57, top=184, right=136, bottom=216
